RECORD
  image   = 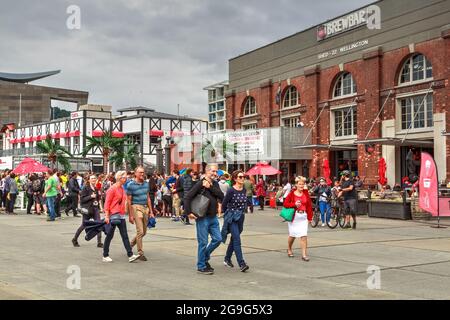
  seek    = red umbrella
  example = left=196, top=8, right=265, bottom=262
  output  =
left=322, top=159, right=332, bottom=186
left=245, top=162, right=281, bottom=176
left=12, top=158, right=50, bottom=175
left=378, top=157, right=387, bottom=186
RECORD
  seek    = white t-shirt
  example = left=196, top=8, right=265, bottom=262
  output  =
left=282, top=183, right=292, bottom=199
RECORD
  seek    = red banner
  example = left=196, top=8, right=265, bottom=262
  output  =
left=419, top=152, right=439, bottom=216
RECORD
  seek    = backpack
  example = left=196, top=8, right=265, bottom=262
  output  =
left=32, top=179, right=42, bottom=192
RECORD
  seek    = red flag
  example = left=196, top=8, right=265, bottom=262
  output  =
left=419, top=152, right=439, bottom=216
left=378, top=158, right=387, bottom=186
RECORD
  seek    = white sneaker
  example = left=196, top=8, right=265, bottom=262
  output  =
left=102, top=256, right=113, bottom=263
left=128, top=254, right=140, bottom=263
left=321, top=223, right=325, bottom=227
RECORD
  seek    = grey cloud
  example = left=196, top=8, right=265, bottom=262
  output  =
left=0, top=0, right=373, bottom=119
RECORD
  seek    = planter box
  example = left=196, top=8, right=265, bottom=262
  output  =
left=367, top=200, right=412, bottom=220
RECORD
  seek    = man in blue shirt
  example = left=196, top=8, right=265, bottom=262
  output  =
left=127, top=167, right=154, bottom=261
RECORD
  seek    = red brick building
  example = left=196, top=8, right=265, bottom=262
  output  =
left=226, top=0, right=449, bottom=186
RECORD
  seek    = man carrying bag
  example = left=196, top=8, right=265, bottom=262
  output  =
left=184, top=164, right=224, bottom=275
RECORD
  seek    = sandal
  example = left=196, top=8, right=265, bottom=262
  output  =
left=301, top=256, right=310, bottom=262
left=287, top=250, right=294, bottom=258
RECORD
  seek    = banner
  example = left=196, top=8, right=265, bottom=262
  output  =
left=419, top=152, right=439, bottom=216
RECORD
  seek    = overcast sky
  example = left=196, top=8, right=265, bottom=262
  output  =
left=0, top=0, right=374, bottom=119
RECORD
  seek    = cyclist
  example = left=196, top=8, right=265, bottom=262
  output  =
left=312, top=178, right=332, bottom=227
left=339, top=170, right=357, bottom=229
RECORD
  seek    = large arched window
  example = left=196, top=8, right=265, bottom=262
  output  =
left=282, top=86, right=299, bottom=108
left=399, top=54, right=433, bottom=84
left=333, top=72, right=357, bottom=98
left=243, top=97, right=257, bottom=116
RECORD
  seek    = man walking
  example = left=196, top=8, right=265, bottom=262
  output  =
left=181, top=168, right=195, bottom=225
left=340, top=170, right=357, bottom=229
left=127, top=166, right=154, bottom=261
left=65, top=171, right=80, bottom=217
left=184, top=164, right=224, bottom=275
left=43, top=169, right=60, bottom=222
left=243, top=176, right=254, bottom=213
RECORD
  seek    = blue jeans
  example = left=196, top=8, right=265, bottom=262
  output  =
left=195, top=216, right=222, bottom=270
left=319, top=201, right=331, bottom=223
left=46, top=196, right=56, bottom=220
left=225, top=214, right=245, bottom=266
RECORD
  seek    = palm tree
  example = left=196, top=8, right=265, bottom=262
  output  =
left=110, top=141, right=139, bottom=171
left=36, top=135, right=72, bottom=171
left=82, top=131, right=126, bottom=174
left=194, top=137, right=238, bottom=171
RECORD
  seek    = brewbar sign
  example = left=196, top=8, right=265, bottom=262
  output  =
left=317, top=5, right=381, bottom=41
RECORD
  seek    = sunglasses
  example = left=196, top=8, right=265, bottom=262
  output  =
left=237, top=175, right=245, bottom=179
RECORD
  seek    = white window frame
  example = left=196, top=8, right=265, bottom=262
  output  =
left=282, top=116, right=300, bottom=128
left=396, top=91, right=434, bottom=133
left=330, top=104, right=357, bottom=140
left=242, top=122, right=257, bottom=131
left=282, top=86, right=299, bottom=109
left=243, top=97, right=257, bottom=116
left=398, top=54, right=433, bottom=86
left=333, top=72, right=357, bottom=99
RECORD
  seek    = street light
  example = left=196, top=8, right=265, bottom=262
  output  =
left=156, top=137, right=163, bottom=174
left=164, top=136, right=172, bottom=175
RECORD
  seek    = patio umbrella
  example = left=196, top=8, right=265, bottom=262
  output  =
left=12, top=158, right=49, bottom=175
left=245, top=162, right=281, bottom=176
left=322, top=159, right=332, bottom=186
left=378, top=157, right=387, bottom=186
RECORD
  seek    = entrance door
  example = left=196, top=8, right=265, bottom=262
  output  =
left=333, top=150, right=358, bottom=178
left=400, top=146, right=433, bottom=182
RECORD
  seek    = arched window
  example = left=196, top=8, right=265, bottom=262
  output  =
left=282, top=86, right=299, bottom=108
left=243, top=97, right=257, bottom=116
left=333, top=72, right=357, bottom=98
left=399, top=54, right=433, bottom=84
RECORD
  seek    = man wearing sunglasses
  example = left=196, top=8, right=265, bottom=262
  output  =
left=184, top=164, right=224, bottom=275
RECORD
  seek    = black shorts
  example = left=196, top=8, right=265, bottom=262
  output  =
left=344, top=199, right=357, bottom=215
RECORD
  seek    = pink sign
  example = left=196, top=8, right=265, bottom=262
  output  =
left=419, top=152, right=439, bottom=216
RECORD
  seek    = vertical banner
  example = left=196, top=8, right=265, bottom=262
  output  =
left=419, top=152, right=439, bottom=216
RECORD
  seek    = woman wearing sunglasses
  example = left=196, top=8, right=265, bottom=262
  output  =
left=221, top=170, right=251, bottom=272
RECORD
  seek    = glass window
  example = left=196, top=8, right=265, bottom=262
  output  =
left=216, top=101, right=224, bottom=110
left=282, top=86, right=299, bottom=108
left=209, top=114, right=216, bottom=122
left=399, top=54, right=433, bottom=84
left=283, top=117, right=300, bottom=128
left=333, top=72, right=356, bottom=98
left=242, top=123, right=257, bottom=130
left=334, top=107, right=356, bottom=137
left=400, top=94, right=433, bottom=130
left=209, top=103, right=216, bottom=113
left=243, top=97, right=257, bottom=116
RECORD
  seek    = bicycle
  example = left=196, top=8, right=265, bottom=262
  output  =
left=327, top=197, right=346, bottom=229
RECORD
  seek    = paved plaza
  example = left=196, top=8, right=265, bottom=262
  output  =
left=0, top=209, right=449, bottom=300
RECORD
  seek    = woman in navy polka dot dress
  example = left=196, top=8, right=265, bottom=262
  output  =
left=221, top=170, right=251, bottom=272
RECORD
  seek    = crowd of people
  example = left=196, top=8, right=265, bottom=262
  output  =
left=0, top=165, right=375, bottom=275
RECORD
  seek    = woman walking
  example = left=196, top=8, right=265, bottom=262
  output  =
left=283, top=176, right=313, bottom=261
left=72, top=175, right=103, bottom=248
left=255, top=177, right=266, bottom=211
left=221, top=170, right=250, bottom=272
left=102, top=171, right=140, bottom=263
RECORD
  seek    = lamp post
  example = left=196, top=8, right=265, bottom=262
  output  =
left=164, top=136, right=172, bottom=175
left=156, top=137, right=163, bottom=174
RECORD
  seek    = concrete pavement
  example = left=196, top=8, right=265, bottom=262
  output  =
left=0, top=209, right=449, bottom=300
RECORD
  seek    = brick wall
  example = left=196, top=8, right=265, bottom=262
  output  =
left=226, top=36, right=450, bottom=182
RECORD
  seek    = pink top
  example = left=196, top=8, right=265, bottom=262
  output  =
left=104, top=184, right=127, bottom=217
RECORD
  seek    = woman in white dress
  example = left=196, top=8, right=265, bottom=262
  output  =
left=283, top=176, right=313, bottom=261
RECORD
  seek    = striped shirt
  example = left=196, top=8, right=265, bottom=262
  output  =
left=126, top=180, right=149, bottom=205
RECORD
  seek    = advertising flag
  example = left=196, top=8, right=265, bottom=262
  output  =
left=419, top=152, right=439, bottom=216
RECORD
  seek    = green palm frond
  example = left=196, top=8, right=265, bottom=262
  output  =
left=36, top=136, right=72, bottom=170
